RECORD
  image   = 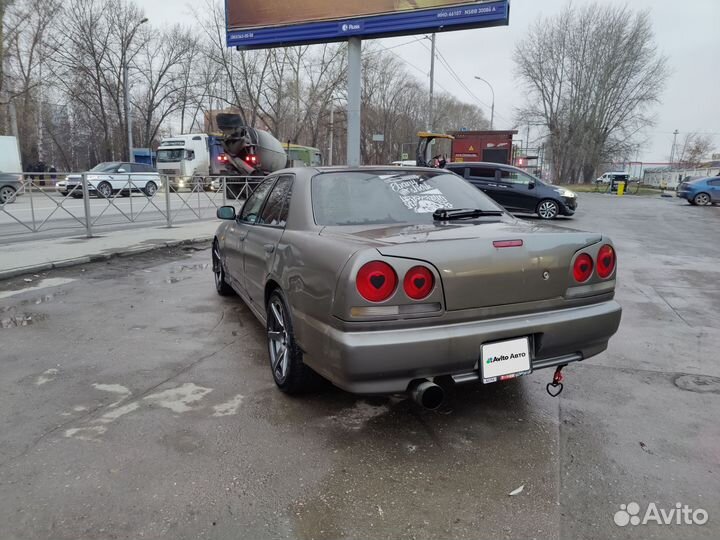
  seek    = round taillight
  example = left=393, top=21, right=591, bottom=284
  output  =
left=356, top=261, right=397, bottom=302
left=596, top=245, right=616, bottom=278
left=403, top=266, right=435, bottom=300
left=573, top=253, right=593, bottom=283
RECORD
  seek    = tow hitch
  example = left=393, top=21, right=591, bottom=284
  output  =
left=546, top=365, right=567, bottom=397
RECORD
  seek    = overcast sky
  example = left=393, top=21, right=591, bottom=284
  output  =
left=138, top=0, right=719, bottom=163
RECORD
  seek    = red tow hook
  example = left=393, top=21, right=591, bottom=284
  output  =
left=546, top=365, right=567, bottom=397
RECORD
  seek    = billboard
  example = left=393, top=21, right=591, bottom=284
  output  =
left=226, top=0, right=509, bottom=49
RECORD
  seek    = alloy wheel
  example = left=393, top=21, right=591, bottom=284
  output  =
left=212, top=246, right=222, bottom=288
left=98, top=183, right=112, bottom=198
left=695, top=193, right=710, bottom=206
left=267, top=299, right=289, bottom=382
left=538, top=200, right=559, bottom=219
left=0, top=186, right=16, bottom=205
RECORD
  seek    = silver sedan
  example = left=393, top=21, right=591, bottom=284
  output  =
left=212, top=167, right=622, bottom=408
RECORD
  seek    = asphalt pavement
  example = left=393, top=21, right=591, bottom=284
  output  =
left=0, top=193, right=718, bottom=540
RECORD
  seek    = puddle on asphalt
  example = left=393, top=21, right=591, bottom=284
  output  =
left=164, top=263, right=209, bottom=284
left=674, top=374, right=720, bottom=394
left=1, top=312, right=47, bottom=328
left=165, top=276, right=190, bottom=284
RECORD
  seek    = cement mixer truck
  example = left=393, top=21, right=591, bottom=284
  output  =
left=158, top=113, right=302, bottom=198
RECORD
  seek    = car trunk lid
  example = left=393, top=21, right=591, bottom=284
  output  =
left=323, top=221, right=601, bottom=310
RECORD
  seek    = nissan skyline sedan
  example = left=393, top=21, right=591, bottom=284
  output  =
left=212, top=167, right=622, bottom=408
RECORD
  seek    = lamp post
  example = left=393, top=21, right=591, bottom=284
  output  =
left=474, top=75, right=495, bottom=130
left=124, top=17, right=148, bottom=163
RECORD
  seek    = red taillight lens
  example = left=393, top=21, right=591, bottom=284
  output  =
left=403, top=266, right=434, bottom=300
left=356, top=261, right=397, bottom=302
left=245, top=154, right=257, bottom=164
left=573, top=253, right=594, bottom=283
left=218, top=154, right=229, bottom=162
left=596, top=245, right=616, bottom=278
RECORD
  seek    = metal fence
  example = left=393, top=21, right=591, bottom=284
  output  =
left=0, top=173, right=261, bottom=240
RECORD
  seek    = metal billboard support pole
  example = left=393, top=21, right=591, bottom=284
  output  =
left=328, top=107, right=334, bottom=166
left=429, top=33, right=436, bottom=133
left=346, top=37, right=362, bottom=167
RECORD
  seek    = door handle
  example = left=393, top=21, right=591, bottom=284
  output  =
left=264, top=244, right=275, bottom=254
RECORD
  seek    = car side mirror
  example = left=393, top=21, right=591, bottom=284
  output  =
left=216, top=206, right=236, bottom=220
left=117, top=168, right=127, bottom=173
left=528, top=181, right=536, bottom=190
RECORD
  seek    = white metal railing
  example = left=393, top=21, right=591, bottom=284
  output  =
left=0, top=173, right=259, bottom=240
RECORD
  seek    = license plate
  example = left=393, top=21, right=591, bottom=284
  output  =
left=480, top=337, right=531, bottom=384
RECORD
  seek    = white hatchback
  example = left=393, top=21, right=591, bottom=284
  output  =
left=60, top=162, right=161, bottom=198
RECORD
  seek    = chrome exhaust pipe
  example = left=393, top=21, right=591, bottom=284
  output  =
left=409, top=379, right=445, bottom=410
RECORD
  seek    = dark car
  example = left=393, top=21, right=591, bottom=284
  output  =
left=676, top=176, right=720, bottom=206
left=445, top=162, right=577, bottom=219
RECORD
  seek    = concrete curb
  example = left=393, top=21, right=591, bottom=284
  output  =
left=0, top=235, right=213, bottom=281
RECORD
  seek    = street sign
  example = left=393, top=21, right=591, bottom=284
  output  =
left=372, top=134, right=385, bottom=142
left=401, top=153, right=409, bottom=160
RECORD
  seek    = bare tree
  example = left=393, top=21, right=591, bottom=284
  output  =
left=514, top=2, right=668, bottom=183
left=675, top=133, right=714, bottom=168
left=134, top=25, right=197, bottom=148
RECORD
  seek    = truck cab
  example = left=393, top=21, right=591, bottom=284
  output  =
left=157, top=134, right=211, bottom=190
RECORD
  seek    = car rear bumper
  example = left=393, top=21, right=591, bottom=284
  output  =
left=301, top=300, right=622, bottom=394
left=676, top=190, right=692, bottom=200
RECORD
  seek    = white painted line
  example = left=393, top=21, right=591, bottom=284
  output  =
left=0, top=277, right=76, bottom=300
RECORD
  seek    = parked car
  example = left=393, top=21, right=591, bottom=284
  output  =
left=0, top=172, right=23, bottom=205
left=390, top=160, right=418, bottom=167
left=676, top=176, right=720, bottom=206
left=58, top=162, right=160, bottom=198
left=212, top=167, right=621, bottom=408
left=595, top=172, right=628, bottom=184
left=445, top=162, right=577, bottom=219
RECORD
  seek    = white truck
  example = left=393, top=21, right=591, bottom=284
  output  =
left=0, top=136, right=23, bottom=174
left=156, top=134, right=215, bottom=191
left=0, top=136, right=24, bottom=204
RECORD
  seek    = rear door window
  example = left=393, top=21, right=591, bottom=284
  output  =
left=467, top=167, right=497, bottom=180
left=708, top=179, right=720, bottom=187
left=259, top=176, right=293, bottom=227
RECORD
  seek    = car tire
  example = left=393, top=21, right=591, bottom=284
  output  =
left=266, top=289, right=321, bottom=394
left=143, top=181, right=158, bottom=197
left=537, top=199, right=560, bottom=220
left=97, top=181, right=113, bottom=199
left=0, top=186, right=17, bottom=205
left=212, top=241, right=234, bottom=297
left=693, top=193, right=711, bottom=206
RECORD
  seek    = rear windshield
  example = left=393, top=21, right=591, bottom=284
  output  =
left=312, top=170, right=503, bottom=226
